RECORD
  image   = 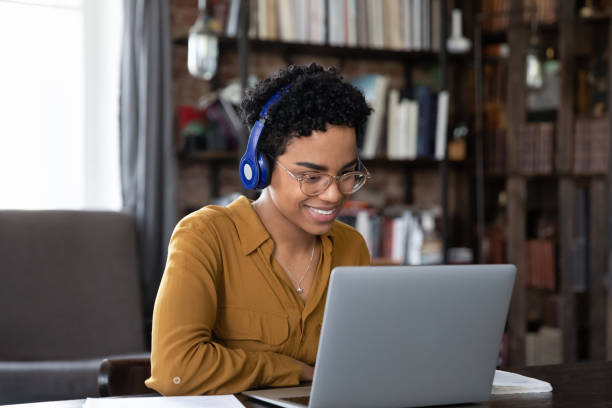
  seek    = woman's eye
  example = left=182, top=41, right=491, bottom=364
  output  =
left=303, top=174, right=324, bottom=183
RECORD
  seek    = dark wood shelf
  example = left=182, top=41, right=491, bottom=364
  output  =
left=173, top=35, right=470, bottom=63
left=179, top=151, right=238, bottom=162
left=361, top=157, right=471, bottom=169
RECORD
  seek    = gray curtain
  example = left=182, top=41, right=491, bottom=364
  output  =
left=119, top=0, right=177, bottom=339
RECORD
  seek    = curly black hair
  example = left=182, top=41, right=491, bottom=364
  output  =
left=239, top=63, right=372, bottom=165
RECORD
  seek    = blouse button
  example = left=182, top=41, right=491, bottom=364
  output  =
left=173, top=376, right=181, bottom=385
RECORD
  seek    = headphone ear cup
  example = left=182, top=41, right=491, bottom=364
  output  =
left=256, top=153, right=271, bottom=189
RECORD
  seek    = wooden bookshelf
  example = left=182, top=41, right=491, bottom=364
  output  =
left=476, top=0, right=611, bottom=366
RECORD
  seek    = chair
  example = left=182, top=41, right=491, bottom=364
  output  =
left=99, top=357, right=152, bottom=397
left=0, top=210, right=148, bottom=404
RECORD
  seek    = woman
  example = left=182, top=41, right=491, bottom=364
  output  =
left=146, top=63, right=373, bottom=395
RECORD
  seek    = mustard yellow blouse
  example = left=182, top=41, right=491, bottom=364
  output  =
left=145, top=196, right=370, bottom=395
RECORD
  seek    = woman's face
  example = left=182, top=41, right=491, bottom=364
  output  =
left=267, top=124, right=359, bottom=236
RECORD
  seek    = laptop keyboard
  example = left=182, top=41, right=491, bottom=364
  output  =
left=280, top=396, right=310, bottom=406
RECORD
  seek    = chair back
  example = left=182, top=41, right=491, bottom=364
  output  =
left=0, top=210, right=145, bottom=360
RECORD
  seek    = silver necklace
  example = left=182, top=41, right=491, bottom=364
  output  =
left=293, top=242, right=316, bottom=294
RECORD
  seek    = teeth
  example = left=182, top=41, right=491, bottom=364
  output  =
left=310, top=207, right=334, bottom=215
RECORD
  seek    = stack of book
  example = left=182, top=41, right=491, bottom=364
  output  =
left=386, top=87, right=449, bottom=160
left=574, top=117, right=609, bottom=175
left=338, top=204, right=443, bottom=266
left=485, top=128, right=507, bottom=174
left=518, top=122, right=555, bottom=175
left=525, top=239, right=556, bottom=291
left=227, top=0, right=442, bottom=51
left=481, top=0, right=557, bottom=33
left=350, top=74, right=449, bottom=160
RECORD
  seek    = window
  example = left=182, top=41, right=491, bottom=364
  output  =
left=0, top=0, right=122, bottom=210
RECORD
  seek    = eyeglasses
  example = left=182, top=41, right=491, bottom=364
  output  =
left=275, top=160, right=371, bottom=197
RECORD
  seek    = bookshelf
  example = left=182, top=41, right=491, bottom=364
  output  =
left=171, top=0, right=480, bottom=266
left=476, top=0, right=611, bottom=367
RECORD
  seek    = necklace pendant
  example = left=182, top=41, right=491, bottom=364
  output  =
left=296, top=287, right=304, bottom=294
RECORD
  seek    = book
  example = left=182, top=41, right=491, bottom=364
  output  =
left=350, top=74, right=390, bottom=159
left=525, top=239, right=555, bottom=291
left=356, top=0, right=369, bottom=47
left=346, top=0, right=358, bottom=47
left=387, top=89, right=401, bottom=159
left=415, top=85, right=436, bottom=157
left=225, top=0, right=240, bottom=37
left=574, top=118, right=609, bottom=175
left=328, top=0, right=345, bottom=46
left=434, top=90, right=449, bottom=160
left=277, top=0, right=296, bottom=42
left=491, top=370, right=553, bottom=394
left=308, top=0, right=327, bottom=44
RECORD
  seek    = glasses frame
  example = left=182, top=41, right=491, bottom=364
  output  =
left=275, top=160, right=371, bottom=197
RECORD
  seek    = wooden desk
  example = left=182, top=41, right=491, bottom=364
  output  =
left=239, top=361, right=612, bottom=407
left=5, top=362, right=611, bottom=407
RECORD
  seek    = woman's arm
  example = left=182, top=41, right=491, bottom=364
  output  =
left=145, top=220, right=302, bottom=396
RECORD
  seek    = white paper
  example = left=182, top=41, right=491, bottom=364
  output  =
left=491, top=370, right=553, bottom=395
left=83, top=395, right=244, bottom=408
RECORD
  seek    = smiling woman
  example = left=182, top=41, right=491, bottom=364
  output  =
left=0, top=0, right=122, bottom=210
left=146, top=63, right=373, bottom=396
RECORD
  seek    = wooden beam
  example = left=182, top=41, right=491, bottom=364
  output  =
left=506, top=0, right=527, bottom=174
left=559, top=178, right=577, bottom=363
left=607, top=12, right=612, bottom=361
left=506, top=176, right=526, bottom=367
left=556, top=0, right=576, bottom=173
left=589, top=179, right=607, bottom=360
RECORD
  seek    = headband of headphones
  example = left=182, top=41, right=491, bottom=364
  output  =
left=239, top=84, right=291, bottom=190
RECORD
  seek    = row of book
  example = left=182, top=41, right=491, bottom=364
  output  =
left=350, top=74, right=449, bottom=160
left=387, top=88, right=448, bottom=160
left=518, top=122, right=555, bottom=175
left=483, top=123, right=555, bottom=176
left=338, top=205, right=443, bottom=265
left=481, top=0, right=557, bottom=33
left=525, top=239, right=556, bottom=291
left=574, top=117, right=608, bottom=175
left=226, top=0, right=442, bottom=51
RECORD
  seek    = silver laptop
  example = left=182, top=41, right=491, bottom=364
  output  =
left=243, top=264, right=516, bottom=408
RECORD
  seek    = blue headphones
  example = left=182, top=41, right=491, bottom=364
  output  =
left=239, top=85, right=291, bottom=190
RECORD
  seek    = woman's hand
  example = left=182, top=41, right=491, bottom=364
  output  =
left=295, top=359, right=314, bottom=382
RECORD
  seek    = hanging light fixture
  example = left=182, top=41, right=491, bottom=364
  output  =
left=525, top=2, right=543, bottom=90
left=187, top=0, right=219, bottom=81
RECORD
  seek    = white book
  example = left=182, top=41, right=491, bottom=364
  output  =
left=368, top=0, right=384, bottom=48
left=277, top=0, right=296, bottom=42
left=258, top=0, right=268, bottom=40
left=294, top=0, right=309, bottom=42
left=396, top=98, right=412, bottom=159
left=402, top=0, right=412, bottom=50
left=346, top=0, right=358, bottom=47
left=388, top=0, right=403, bottom=49
left=225, top=0, right=240, bottom=37
left=308, top=0, right=325, bottom=44
left=392, top=216, right=407, bottom=264
left=387, top=89, right=401, bottom=159
left=406, top=100, right=419, bottom=160
left=356, top=210, right=373, bottom=257
left=421, top=0, right=430, bottom=50
left=328, top=0, right=345, bottom=46
left=412, top=0, right=421, bottom=50
left=365, top=75, right=389, bottom=158
left=434, top=90, right=449, bottom=160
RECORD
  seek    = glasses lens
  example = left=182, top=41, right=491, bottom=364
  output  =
left=339, top=172, right=367, bottom=194
left=300, top=174, right=331, bottom=196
